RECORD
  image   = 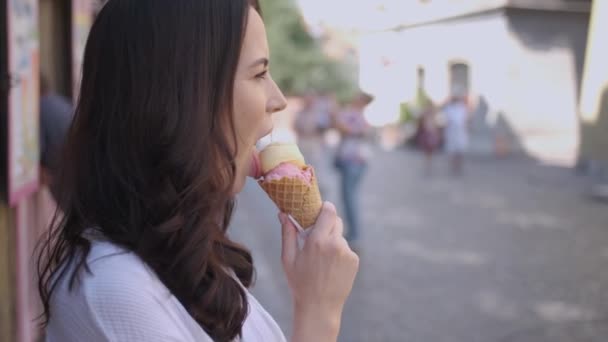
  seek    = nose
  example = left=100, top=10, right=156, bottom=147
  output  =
left=267, top=80, right=287, bottom=114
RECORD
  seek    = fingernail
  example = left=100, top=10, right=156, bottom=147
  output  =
left=278, top=213, right=286, bottom=225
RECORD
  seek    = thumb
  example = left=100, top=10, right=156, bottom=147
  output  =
left=279, top=213, right=297, bottom=268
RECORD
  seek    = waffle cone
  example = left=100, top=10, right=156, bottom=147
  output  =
left=259, top=166, right=322, bottom=229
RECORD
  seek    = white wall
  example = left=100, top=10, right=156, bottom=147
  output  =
left=358, top=10, right=588, bottom=163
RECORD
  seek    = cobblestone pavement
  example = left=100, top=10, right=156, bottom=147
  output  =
left=230, top=148, right=608, bottom=342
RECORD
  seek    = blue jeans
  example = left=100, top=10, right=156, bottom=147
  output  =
left=337, top=161, right=366, bottom=242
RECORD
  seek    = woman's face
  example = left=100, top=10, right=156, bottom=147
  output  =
left=232, top=8, right=286, bottom=193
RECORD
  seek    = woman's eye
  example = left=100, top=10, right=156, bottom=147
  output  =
left=255, top=70, right=268, bottom=80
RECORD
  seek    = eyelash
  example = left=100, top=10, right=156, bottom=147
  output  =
left=255, top=70, right=268, bottom=80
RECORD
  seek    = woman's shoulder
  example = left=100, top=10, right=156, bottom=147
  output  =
left=76, top=240, right=181, bottom=314
left=86, top=240, right=152, bottom=276
left=75, top=240, right=161, bottom=295
left=57, top=240, right=170, bottom=314
left=47, top=240, right=210, bottom=341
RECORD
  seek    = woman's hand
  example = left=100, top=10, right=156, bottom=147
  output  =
left=279, top=202, right=359, bottom=342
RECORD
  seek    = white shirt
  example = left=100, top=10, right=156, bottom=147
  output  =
left=45, top=240, right=286, bottom=342
left=443, top=101, right=470, bottom=152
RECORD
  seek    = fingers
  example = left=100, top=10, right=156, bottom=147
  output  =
left=332, top=217, right=344, bottom=238
left=311, top=202, right=337, bottom=238
left=279, top=212, right=297, bottom=268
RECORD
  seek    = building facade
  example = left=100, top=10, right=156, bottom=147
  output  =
left=359, top=0, right=591, bottom=163
left=1, top=1, right=96, bottom=341
left=578, top=0, right=608, bottom=183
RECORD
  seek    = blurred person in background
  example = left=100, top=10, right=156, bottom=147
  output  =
left=294, top=92, right=333, bottom=194
left=333, top=93, right=373, bottom=246
left=415, top=104, right=441, bottom=176
left=39, top=74, right=74, bottom=202
left=37, top=1, right=359, bottom=341
left=440, top=94, right=471, bottom=176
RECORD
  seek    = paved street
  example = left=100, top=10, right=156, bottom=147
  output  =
left=230, top=148, right=608, bottom=342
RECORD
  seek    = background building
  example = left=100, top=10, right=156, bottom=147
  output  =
left=359, top=0, right=592, bottom=163
left=1, top=1, right=96, bottom=341
left=578, top=0, right=608, bottom=187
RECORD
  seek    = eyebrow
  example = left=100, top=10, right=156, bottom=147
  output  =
left=249, top=57, right=269, bottom=69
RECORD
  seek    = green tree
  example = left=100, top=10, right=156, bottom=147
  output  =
left=259, top=0, right=357, bottom=101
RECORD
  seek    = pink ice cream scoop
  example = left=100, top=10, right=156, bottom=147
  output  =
left=264, top=162, right=312, bottom=184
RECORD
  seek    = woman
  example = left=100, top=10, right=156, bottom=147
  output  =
left=441, top=95, right=471, bottom=176
left=294, top=93, right=334, bottom=196
left=37, top=1, right=359, bottom=341
left=333, top=93, right=372, bottom=245
left=415, top=105, right=440, bottom=175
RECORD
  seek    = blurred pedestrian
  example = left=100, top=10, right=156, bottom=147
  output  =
left=39, top=74, right=74, bottom=202
left=333, top=92, right=373, bottom=244
left=415, top=104, right=440, bottom=175
left=294, top=93, right=333, bottom=194
left=37, top=2, right=358, bottom=342
left=441, top=95, right=471, bottom=176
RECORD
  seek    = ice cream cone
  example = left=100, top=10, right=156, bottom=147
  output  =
left=259, top=166, right=322, bottom=229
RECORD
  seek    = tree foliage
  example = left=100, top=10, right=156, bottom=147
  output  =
left=259, top=0, right=357, bottom=101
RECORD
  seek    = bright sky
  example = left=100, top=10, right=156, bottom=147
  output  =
left=295, top=0, right=414, bottom=32
left=295, top=1, right=509, bottom=32
left=294, top=0, right=415, bottom=126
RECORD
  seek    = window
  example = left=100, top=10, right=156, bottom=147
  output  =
left=449, top=62, right=470, bottom=96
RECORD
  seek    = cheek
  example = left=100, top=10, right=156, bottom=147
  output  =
left=233, top=86, right=267, bottom=143
left=232, top=86, right=264, bottom=174
left=233, top=109, right=258, bottom=149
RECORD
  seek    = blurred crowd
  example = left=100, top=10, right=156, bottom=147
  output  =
left=292, top=90, right=480, bottom=245
left=293, top=92, right=373, bottom=247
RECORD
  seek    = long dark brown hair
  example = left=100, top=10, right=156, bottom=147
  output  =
left=37, top=1, right=260, bottom=340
